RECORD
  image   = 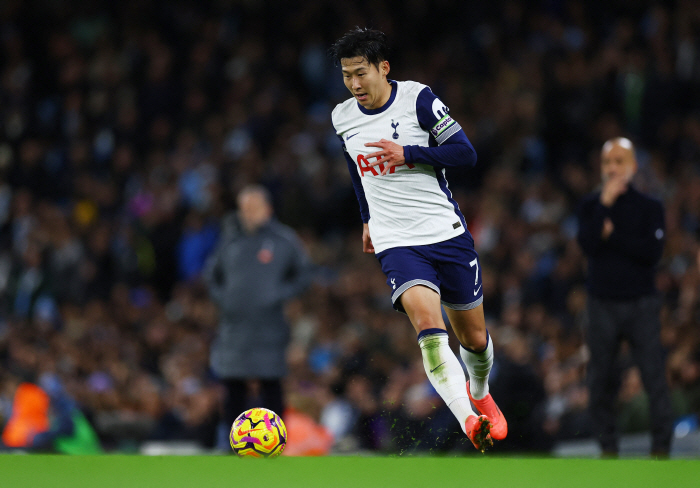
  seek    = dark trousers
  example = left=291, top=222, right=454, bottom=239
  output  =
left=586, top=295, right=673, bottom=454
left=222, top=378, right=284, bottom=430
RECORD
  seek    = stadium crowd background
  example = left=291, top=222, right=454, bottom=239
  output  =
left=0, top=0, right=699, bottom=453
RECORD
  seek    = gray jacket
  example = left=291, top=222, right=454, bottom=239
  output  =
left=203, top=215, right=312, bottom=378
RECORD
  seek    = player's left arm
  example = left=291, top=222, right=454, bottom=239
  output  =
left=365, top=87, right=476, bottom=174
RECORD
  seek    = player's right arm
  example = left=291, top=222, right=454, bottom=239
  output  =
left=346, top=146, right=374, bottom=253
left=337, top=136, right=370, bottom=221
left=333, top=122, right=372, bottom=251
left=362, top=223, right=375, bottom=254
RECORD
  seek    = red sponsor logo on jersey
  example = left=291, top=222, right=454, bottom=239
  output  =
left=357, top=155, right=414, bottom=176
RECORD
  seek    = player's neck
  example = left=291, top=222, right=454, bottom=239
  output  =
left=371, top=80, right=393, bottom=109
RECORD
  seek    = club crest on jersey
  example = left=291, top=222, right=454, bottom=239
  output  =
left=391, top=120, right=399, bottom=139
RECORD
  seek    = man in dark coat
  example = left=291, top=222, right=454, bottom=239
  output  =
left=577, top=137, right=673, bottom=457
left=204, top=185, right=312, bottom=430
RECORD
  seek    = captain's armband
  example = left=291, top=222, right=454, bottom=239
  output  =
left=430, top=114, right=461, bottom=145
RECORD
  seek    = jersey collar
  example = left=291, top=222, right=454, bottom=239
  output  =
left=357, top=80, right=397, bottom=115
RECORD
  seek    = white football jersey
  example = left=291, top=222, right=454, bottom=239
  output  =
left=332, top=80, right=467, bottom=253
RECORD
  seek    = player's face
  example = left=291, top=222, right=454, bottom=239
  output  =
left=601, top=144, right=637, bottom=184
left=340, top=57, right=391, bottom=110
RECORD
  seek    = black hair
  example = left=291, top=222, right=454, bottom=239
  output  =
left=329, top=27, right=390, bottom=67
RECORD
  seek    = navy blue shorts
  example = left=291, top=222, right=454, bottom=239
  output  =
left=376, top=232, right=483, bottom=314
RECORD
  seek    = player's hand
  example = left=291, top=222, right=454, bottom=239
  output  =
left=362, top=223, right=375, bottom=253
left=600, top=176, right=627, bottom=207
left=602, top=218, right=614, bottom=240
left=365, top=139, right=405, bottom=176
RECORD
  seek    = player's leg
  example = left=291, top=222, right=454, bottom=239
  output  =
left=445, top=305, right=507, bottom=440
left=625, top=296, right=673, bottom=456
left=399, top=285, right=491, bottom=450
left=445, top=306, right=489, bottom=398
left=586, top=296, right=623, bottom=455
left=436, top=233, right=507, bottom=439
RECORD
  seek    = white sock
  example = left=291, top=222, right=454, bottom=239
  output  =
left=460, top=331, right=494, bottom=401
left=418, top=329, right=476, bottom=433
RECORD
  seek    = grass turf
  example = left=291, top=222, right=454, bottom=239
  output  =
left=1, top=455, right=699, bottom=488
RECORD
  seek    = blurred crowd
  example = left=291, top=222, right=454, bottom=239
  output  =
left=1, top=0, right=700, bottom=453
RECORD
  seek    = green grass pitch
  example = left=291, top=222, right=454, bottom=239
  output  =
left=1, top=455, right=699, bottom=488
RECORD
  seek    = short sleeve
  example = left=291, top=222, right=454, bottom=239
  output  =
left=415, top=87, right=463, bottom=145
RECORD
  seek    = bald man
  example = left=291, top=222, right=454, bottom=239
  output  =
left=577, top=138, right=673, bottom=458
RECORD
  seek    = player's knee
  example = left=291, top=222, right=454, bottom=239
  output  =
left=408, top=307, right=444, bottom=332
left=413, top=315, right=444, bottom=332
left=455, top=329, right=487, bottom=352
left=465, top=335, right=488, bottom=352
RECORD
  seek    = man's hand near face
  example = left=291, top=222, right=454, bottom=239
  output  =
left=600, top=176, right=628, bottom=207
left=602, top=218, right=614, bottom=240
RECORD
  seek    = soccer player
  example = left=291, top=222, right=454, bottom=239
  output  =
left=329, top=28, right=507, bottom=451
